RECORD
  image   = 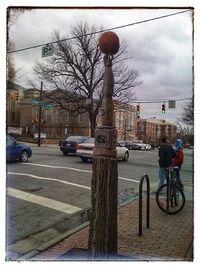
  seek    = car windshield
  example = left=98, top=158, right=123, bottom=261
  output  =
left=66, top=136, right=85, bottom=142
left=132, top=140, right=142, bottom=144
left=6, top=135, right=15, bottom=145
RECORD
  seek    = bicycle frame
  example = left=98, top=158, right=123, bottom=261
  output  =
left=156, top=166, right=185, bottom=214
left=166, top=167, right=178, bottom=210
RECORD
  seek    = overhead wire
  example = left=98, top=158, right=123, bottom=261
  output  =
left=7, top=9, right=192, bottom=54
left=131, top=97, right=192, bottom=103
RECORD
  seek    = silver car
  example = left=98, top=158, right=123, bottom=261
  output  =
left=76, top=138, right=129, bottom=163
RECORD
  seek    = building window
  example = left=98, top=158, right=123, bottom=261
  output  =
left=56, top=110, right=62, bottom=123
left=47, top=111, right=51, bottom=124
left=79, top=112, right=85, bottom=123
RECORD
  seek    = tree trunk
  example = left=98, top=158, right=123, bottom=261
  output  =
left=88, top=156, right=118, bottom=259
left=89, top=113, right=97, bottom=138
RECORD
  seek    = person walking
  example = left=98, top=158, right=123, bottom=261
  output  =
left=158, top=137, right=175, bottom=189
left=172, top=138, right=184, bottom=190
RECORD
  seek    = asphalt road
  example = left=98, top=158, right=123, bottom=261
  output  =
left=6, top=145, right=193, bottom=257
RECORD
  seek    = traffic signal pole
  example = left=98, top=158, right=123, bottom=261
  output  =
left=38, top=81, right=43, bottom=147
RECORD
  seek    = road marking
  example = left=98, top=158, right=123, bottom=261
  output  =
left=119, top=177, right=140, bottom=183
left=23, top=162, right=91, bottom=173
left=7, top=172, right=91, bottom=190
left=22, top=162, right=140, bottom=184
left=7, top=187, right=82, bottom=214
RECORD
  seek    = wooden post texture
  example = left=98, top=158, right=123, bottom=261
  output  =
left=88, top=54, right=118, bottom=259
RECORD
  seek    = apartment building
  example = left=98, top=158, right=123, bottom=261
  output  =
left=137, top=118, right=177, bottom=145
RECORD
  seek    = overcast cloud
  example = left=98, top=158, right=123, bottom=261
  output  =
left=8, top=7, right=193, bottom=123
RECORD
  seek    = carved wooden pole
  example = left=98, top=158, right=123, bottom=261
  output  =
left=88, top=32, right=119, bottom=259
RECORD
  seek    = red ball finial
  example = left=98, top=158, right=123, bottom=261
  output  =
left=99, top=31, right=120, bottom=55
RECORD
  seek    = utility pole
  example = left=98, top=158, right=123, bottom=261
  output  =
left=88, top=31, right=119, bottom=259
left=38, top=81, right=43, bottom=147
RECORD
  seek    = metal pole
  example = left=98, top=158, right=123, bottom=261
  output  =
left=139, top=174, right=150, bottom=236
left=146, top=175, right=150, bottom=229
left=139, top=176, right=144, bottom=236
left=38, top=81, right=43, bottom=147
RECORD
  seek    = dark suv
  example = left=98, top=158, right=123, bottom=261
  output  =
left=59, top=136, right=89, bottom=155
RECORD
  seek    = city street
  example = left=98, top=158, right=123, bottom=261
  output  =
left=6, top=145, right=193, bottom=257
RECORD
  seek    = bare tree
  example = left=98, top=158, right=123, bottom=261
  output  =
left=177, top=121, right=194, bottom=146
left=34, top=22, right=142, bottom=136
left=180, top=98, right=194, bottom=126
left=7, top=8, right=31, bottom=87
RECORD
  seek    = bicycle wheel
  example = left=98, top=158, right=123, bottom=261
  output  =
left=156, top=184, right=185, bottom=214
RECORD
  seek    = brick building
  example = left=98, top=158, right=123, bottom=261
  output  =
left=137, top=118, right=177, bottom=146
left=6, top=85, right=137, bottom=142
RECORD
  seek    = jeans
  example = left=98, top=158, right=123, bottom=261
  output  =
left=173, top=167, right=183, bottom=188
left=158, top=167, right=167, bottom=189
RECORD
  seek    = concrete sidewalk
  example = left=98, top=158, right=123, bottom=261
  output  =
left=28, top=193, right=193, bottom=261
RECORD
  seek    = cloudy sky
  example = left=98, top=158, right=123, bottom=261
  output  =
left=8, top=7, right=193, bottom=123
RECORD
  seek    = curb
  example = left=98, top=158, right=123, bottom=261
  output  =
left=19, top=221, right=89, bottom=260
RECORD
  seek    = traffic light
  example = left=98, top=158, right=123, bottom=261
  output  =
left=162, top=103, right=166, bottom=114
left=113, top=102, right=117, bottom=112
left=14, top=91, right=19, bottom=101
left=136, top=104, right=140, bottom=118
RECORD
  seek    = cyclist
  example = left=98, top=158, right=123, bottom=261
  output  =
left=172, top=138, right=184, bottom=190
left=158, top=137, right=176, bottom=189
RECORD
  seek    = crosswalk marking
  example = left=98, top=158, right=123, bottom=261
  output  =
left=8, top=172, right=91, bottom=190
left=7, top=187, right=82, bottom=214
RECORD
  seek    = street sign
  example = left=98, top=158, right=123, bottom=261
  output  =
left=32, top=99, right=55, bottom=108
left=31, top=99, right=40, bottom=105
left=31, top=99, right=44, bottom=106
left=168, top=100, right=176, bottom=108
left=42, top=44, right=54, bottom=58
left=34, top=133, right=46, bottom=139
left=45, top=103, right=55, bottom=109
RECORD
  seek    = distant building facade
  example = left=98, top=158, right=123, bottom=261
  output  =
left=137, top=118, right=177, bottom=145
left=6, top=85, right=138, bottom=142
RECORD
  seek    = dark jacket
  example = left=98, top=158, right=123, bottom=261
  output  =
left=158, top=144, right=175, bottom=168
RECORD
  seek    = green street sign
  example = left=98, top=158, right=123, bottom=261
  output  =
left=32, top=99, right=55, bottom=109
left=31, top=99, right=45, bottom=106
left=31, top=99, right=40, bottom=105
left=42, top=44, right=54, bottom=58
left=45, top=103, right=55, bottom=109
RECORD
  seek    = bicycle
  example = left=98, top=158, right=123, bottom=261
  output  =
left=156, top=166, right=185, bottom=214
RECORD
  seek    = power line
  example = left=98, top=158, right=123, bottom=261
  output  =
left=131, top=97, right=192, bottom=104
left=8, top=9, right=192, bottom=54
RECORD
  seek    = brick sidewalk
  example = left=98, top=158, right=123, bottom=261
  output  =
left=31, top=195, right=193, bottom=261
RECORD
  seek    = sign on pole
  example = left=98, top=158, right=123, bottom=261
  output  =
left=168, top=100, right=176, bottom=108
left=31, top=99, right=40, bottom=105
left=42, top=44, right=54, bottom=58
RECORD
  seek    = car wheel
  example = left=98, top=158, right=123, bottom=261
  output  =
left=123, top=151, right=129, bottom=161
left=63, top=151, right=68, bottom=155
left=81, top=157, right=89, bottom=163
left=19, top=150, right=29, bottom=162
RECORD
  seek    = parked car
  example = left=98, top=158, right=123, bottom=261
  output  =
left=118, top=140, right=133, bottom=150
left=59, top=135, right=89, bottom=155
left=144, top=143, right=152, bottom=151
left=129, top=140, right=152, bottom=151
left=6, top=134, right=32, bottom=162
left=76, top=138, right=129, bottom=162
left=128, top=140, right=145, bottom=150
